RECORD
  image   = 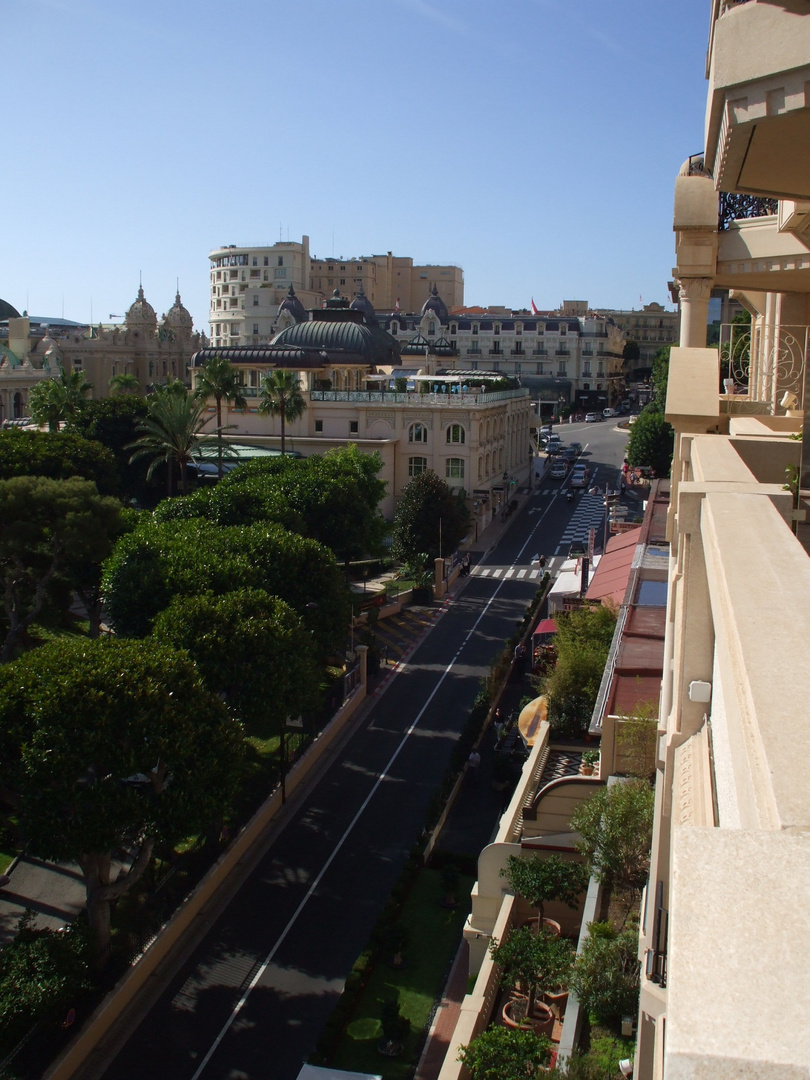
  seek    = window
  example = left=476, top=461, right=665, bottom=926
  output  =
left=222, top=285, right=229, bottom=295
left=409, top=423, right=428, bottom=443
left=252, top=257, right=258, bottom=266
left=250, top=269, right=260, bottom=279
left=253, top=295, right=259, bottom=306
left=450, top=323, right=457, bottom=335
left=560, top=324, right=567, bottom=336
left=253, top=323, right=259, bottom=335
left=278, top=256, right=284, bottom=267
left=446, top=424, right=466, bottom=444
left=315, top=419, right=323, bottom=433
left=263, top=256, right=269, bottom=266
left=472, top=324, right=479, bottom=336
left=408, top=456, right=427, bottom=477
left=494, top=324, right=500, bottom=336
left=446, top=458, right=464, bottom=480
left=390, top=323, right=398, bottom=335
left=349, top=420, right=358, bottom=434
left=428, top=321, right=436, bottom=336
left=583, top=363, right=591, bottom=375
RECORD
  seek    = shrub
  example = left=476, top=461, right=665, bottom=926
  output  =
left=569, top=921, right=641, bottom=1025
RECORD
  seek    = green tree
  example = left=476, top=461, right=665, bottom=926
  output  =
left=570, top=779, right=655, bottom=895
left=194, top=355, right=247, bottom=478
left=490, top=926, right=574, bottom=1018
left=0, top=638, right=244, bottom=965
left=0, top=428, right=118, bottom=496
left=127, top=386, right=215, bottom=496
left=28, top=367, right=93, bottom=431
left=152, top=589, right=321, bottom=738
left=102, top=517, right=349, bottom=656
left=391, top=470, right=470, bottom=565
left=108, top=372, right=140, bottom=395
left=569, top=920, right=641, bottom=1025
left=0, top=476, right=123, bottom=662
left=502, top=853, right=588, bottom=928
left=539, top=604, right=617, bottom=738
left=625, top=410, right=674, bottom=478
left=0, top=914, right=92, bottom=1050
left=649, top=345, right=671, bottom=411
left=154, top=446, right=388, bottom=567
left=64, top=395, right=151, bottom=501
left=258, top=369, right=306, bottom=456
left=458, top=1026, right=552, bottom=1080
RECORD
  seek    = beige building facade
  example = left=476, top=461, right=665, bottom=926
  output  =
left=635, top=2, right=810, bottom=1077
left=208, top=237, right=464, bottom=349
left=0, top=287, right=205, bottom=422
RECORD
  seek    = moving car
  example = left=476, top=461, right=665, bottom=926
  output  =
left=585, top=412, right=603, bottom=423
left=549, top=460, right=568, bottom=479
left=570, top=465, right=589, bottom=487
left=603, top=408, right=616, bottom=418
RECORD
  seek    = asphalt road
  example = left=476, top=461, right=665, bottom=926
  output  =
left=97, top=422, right=630, bottom=1080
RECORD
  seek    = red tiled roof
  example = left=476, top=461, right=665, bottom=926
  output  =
left=584, top=527, right=641, bottom=606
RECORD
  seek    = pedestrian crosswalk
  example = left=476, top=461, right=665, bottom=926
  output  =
left=557, top=491, right=607, bottom=554
left=472, top=566, right=546, bottom=580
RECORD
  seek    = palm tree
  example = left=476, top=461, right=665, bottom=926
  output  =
left=29, top=366, right=93, bottom=431
left=109, top=372, right=140, bottom=395
left=127, top=388, right=215, bottom=496
left=194, top=356, right=247, bottom=478
left=258, top=369, right=306, bottom=456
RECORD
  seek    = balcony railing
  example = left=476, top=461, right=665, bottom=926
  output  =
left=718, top=191, right=778, bottom=231
left=720, top=321, right=808, bottom=405
left=310, top=388, right=528, bottom=406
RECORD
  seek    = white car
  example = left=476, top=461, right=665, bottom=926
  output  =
left=549, top=461, right=568, bottom=479
left=585, top=412, right=603, bottom=423
left=570, top=465, right=589, bottom=488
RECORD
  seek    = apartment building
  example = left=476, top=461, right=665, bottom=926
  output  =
left=208, top=237, right=463, bottom=348
left=635, top=2, right=810, bottom=1076
left=377, top=288, right=628, bottom=412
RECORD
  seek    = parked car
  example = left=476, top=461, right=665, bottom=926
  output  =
left=562, top=446, right=579, bottom=461
left=549, top=461, right=568, bottom=479
left=568, top=441, right=583, bottom=453
left=545, top=436, right=563, bottom=452
left=603, top=408, right=616, bottom=418
left=585, top=412, right=603, bottom=423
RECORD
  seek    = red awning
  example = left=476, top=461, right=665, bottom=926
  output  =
left=533, top=618, right=557, bottom=636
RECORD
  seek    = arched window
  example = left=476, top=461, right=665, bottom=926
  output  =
left=428, top=321, right=436, bottom=336
left=408, top=457, right=427, bottom=477
left=478, top=456, right=483, bottom=481
left=409, top=423, right=428, bottom=443
left=446, top=458, right=464, bottom=480
left=446, top=424, right=465, bottom=445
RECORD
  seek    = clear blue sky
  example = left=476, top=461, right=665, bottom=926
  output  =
left=4, top=0, right=710, bottom=333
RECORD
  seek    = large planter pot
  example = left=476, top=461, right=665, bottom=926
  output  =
left=520, top=917, right=562, bottom=938
left=502, top=996, right=555, bottom=1036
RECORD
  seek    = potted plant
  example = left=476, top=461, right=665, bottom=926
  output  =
left=378, top=999, right=409, bottom=1057
left=581, top=749, right=599, bottom=776
left=502, top=853, right=588, bottom=936
left=490, top=926, right=574, bottom=1035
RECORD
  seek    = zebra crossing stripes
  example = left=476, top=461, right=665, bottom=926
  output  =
left=473, top=566, right=543, bottom=579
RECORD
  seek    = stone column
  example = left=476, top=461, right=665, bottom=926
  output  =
left=677, top=278, right=713, bottom=348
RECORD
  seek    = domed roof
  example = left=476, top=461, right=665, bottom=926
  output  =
left=0, top=298, right=21, bottom=321
left=163, top=290, right=193, bottom=332
left=277, top=285, right=307, bottom=324
left=126, top=285, right=157, bottom=329
left=271, top=310, right=400, bottom=365
left=350, top=285, right=377, bottom=324
left=420, top=284, right=449, bottom=323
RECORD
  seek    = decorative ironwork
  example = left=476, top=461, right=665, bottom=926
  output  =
left=687, top=152, right=711, bottom=177
left=718, top=191, right=778, bottom=230
left=720, top=321, right=808, bottom=406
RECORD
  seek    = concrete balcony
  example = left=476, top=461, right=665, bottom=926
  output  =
left=715, top=215, right=810, bottom=292
left=705, top=0, right=810, bottom=200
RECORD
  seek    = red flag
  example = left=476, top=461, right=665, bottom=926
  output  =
left=531, top=298, right=539, bottom=315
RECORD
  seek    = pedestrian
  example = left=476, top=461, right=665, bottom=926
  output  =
left=468, top=750, right=481, bottom=777
left=539, top=555, right=547, bottom=571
